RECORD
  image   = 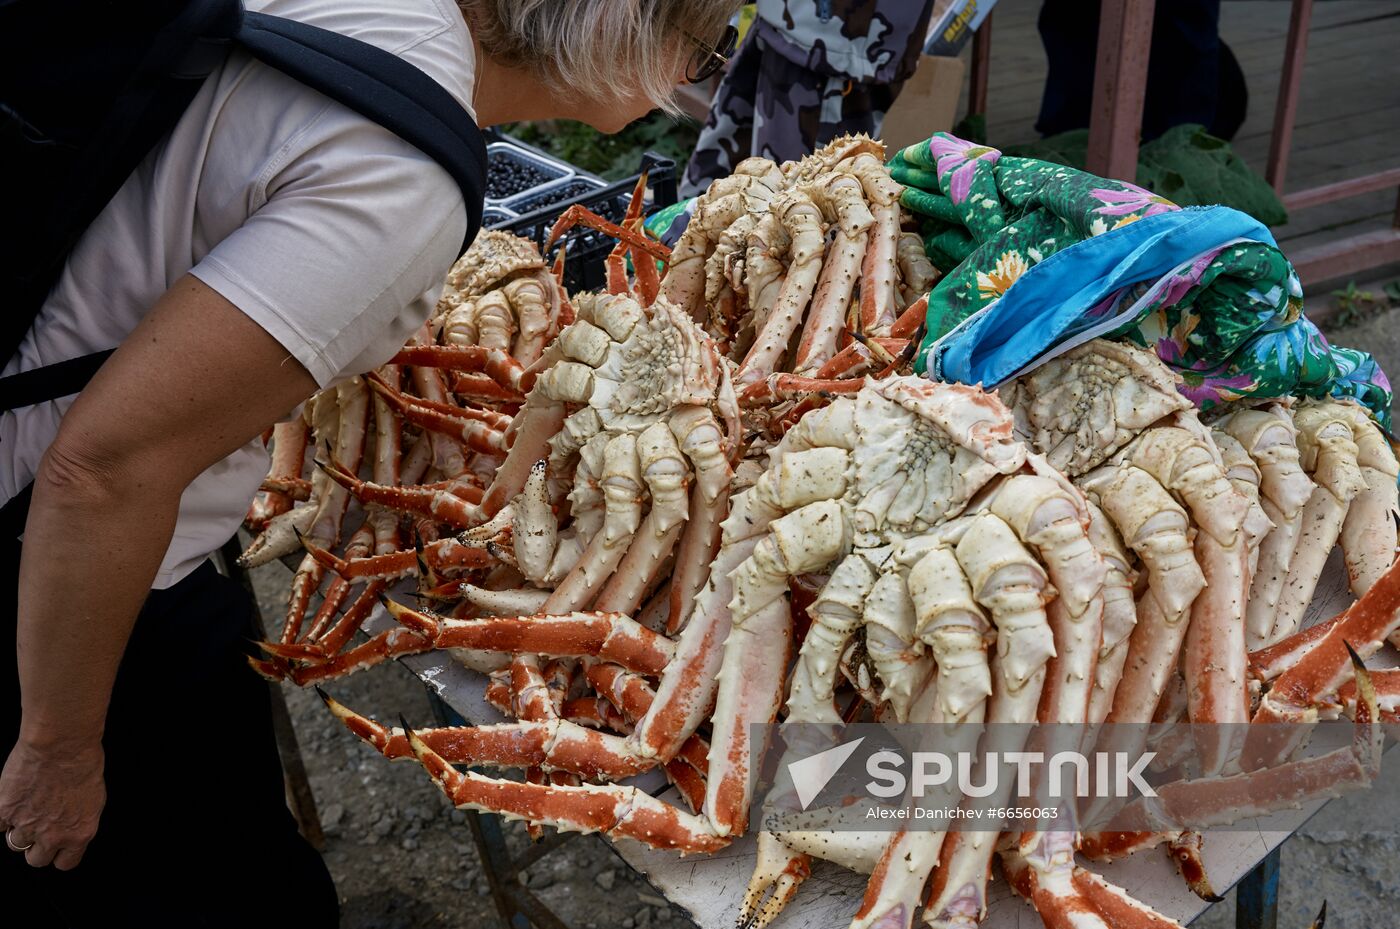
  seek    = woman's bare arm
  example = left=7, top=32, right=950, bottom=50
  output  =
left=1, top=274, right=318, bottom=868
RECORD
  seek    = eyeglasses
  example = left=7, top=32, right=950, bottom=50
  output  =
left=685, top=25, right=737, bottom=83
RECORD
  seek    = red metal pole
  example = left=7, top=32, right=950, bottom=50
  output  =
left=1282, top=167, right=1400, bottom=213
left=969, top=9, right=993, bottom=117
left=1266, top=0, right=1314, bottom=193
left=1086, top=0, right=1156, bottom=181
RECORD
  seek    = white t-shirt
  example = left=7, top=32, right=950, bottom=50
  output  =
left=0, top=0, right=475, bottom=587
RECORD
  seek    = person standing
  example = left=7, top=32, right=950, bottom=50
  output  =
left=0, top=1, right=740, bottom=923
left=682, top=0, right=937, bottom=196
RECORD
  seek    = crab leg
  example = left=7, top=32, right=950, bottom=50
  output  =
left=858, top=201, right=900, bottom=335
left=1084, top=465, right=1203, bottom=726
left=895, top=232, right=937, bottom=309
left=295, top=524, right=373, bottom=644
left=709, top=499, right=851, bottom=837
left=793, top=229, right=867, bottom=376
left=321, top=460, right=484, bottom=527
left=364, top=364, right=405, bottom=549
left=503, top=274, right=554, bottom=365
left=739, top=374, right=867, bottom=406
left=916, top=515, right=1057, bottom=929
left=1001, top=843, right=1184, bottom=929
left=300, top=534, right=491, bottom=581
left=391, top=345, right=530, bottom=391
left=1272, top=403, right=1368, bottom=642
left=743, top=211, right=790, bottom=330
left=382, top=600, right=674, bottom=677
left=1248, top=613, right=1341, bottom=683
left=246, top=417, right=312, bottom=528
left=592, top=420, right=691, bottom=611
left=367, top=378, right=507, bottom=454
left=1085, top=501, right=1138, bottom=725
left=1337, top=403, right=1399, bottom=596
left=252, top=625, right=433, bottom=685
left=241, top=380, right=368, bottom=567
left=547, top=203, right=671, bottom=264
left=697, top=437, right=855, bottom=836
left=402, top=724, right=725, bottom=854
left=450, top=373, right=525, bottom=405
left=851, top=523, right=1014, bottom=929
left=1215, top=405, right=1316, bottom=648
left=661, top=158, right=783, bottom=319
left=1337, top=667, right=1400, bottom=721
left=260, top=580, right=387, bottom=663
left=1248, top=556, right=1400, bottom=764
left=1085, top=649, right=1380, bottom=860
left=889, top=293, right=929, bottom=340
left=735, top=193, right=826, bottom=384
left=369, top=373, right=512, bottom=430
left=1126, top=422, right=1251, bottom=770
left=665, top=475, right=728, bottom=636
left=539, top=432, right=644, bottom=612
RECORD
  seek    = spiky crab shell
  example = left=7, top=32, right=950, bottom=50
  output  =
left=444, top=230, right=547, bottom=298
left=845, top=377, right=1025, bottom=544
left=583, top=293, right=723, bottom=435
left=1002, top=338, right=1191, bottom=476
left=783, top=133, right=888, bottom=186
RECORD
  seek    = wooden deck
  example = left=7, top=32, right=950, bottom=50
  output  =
left=970, top=0, right=1400, bottom=292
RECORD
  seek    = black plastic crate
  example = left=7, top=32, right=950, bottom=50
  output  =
left=497, top=151, right=679, bottom=294
left=483, top=207, right=517, bottom=228
left=501, top=177, right=606, bottom=214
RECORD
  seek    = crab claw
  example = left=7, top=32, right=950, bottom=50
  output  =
left=413, top=531, right=440, bottom=589
left=1308, top=901, right=1327, bottom=929
left=381, top=595, right=443, bottom=638
left=319, top=688, right=398, bottom=755
left=294, top=531, right=346, bottom=575
left=1167, top=832, right=1220, bottom=902
left=246, top=654, right=289, bottom=681
left=739, top=833, right=810, bottom=929
left=257, top=639, right=324, bottom=662
left=239, top=502, right=315, bottom=567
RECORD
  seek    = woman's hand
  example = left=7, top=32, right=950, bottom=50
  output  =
left=0, top=736, right=105, bottom=870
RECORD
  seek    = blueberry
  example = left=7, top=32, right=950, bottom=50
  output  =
left=486, top=152, right=554, bottom=198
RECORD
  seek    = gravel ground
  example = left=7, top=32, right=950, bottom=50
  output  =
left=249, top=294, right=1400, bottom=929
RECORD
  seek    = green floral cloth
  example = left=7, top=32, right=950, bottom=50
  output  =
left=891, top=134, right=1393, bottom=428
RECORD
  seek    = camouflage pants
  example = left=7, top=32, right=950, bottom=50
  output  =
left=680, top=31, right=905, bottom=197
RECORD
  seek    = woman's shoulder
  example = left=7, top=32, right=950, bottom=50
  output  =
left=248, top=0, right=477, bottom=115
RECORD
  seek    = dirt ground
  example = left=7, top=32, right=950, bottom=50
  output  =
left=249, top=292, right=1400, bottom=929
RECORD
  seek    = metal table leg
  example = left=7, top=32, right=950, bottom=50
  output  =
left=220, top=535, right=325, bottom=849
left=1236, top=846, right=1280, bottom=929
left=428, top=692, right=579, bottom=929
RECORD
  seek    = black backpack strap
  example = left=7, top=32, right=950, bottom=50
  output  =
left=236, top=11, right=487, bottom=254
left=0, top=349, right=115, bottom=411
left=2, top=7, right=488, bottom=535
left=0, top=348, right=111, bottom=538
left=0, top=484, right=31, bottom=544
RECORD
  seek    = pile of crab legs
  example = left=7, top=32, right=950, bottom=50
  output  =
left=236, top=137, right=1398, bottom=929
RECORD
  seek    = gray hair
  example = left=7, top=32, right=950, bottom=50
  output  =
left=463, top=0, right=737, bottom=113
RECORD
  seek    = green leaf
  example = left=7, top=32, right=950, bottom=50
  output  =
left=1136, top=124, right=1288, bottom=226
left=501, top=114, right=701, bottom=181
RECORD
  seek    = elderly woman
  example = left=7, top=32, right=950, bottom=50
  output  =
left=0, top=0, right=737, bottom=923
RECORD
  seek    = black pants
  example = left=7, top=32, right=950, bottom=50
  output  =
left=1, top=539, right=339, bottom=928
left=1037, top=0, right=1248, bottom=142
